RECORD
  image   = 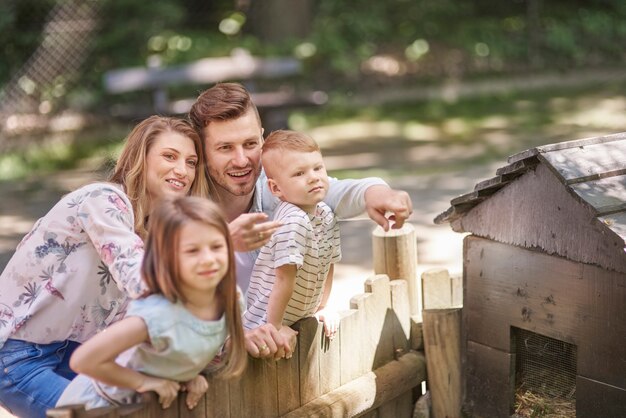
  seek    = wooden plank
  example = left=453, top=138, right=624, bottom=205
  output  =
left=536, top=131, right=626, bottom=154
left=464, top=237, right=626, bottom=388
left=205, top=377, right=230, bottom=418
left=577, top=264, right=626, bottom=389
left=297, top=316, right=322, bottom=405
left=281, top=351, right=426, bottom=418
left=372, top=224, right=420, bottom=316
left=177, top=390, right=205, bottom=418
left=495, top=157, right=539, bottom=176
left=340, top=307, right=365, bottom=385
left=539, top=139, right=626, bottom=183
left=409, top=316, right=423, bottom=351
left=576, top=376, right=626, bottom=418
left=104, top=55, right=301, bottom=93
left=421, top=268, right=452, bottom=309
left=459, top=163, right=626, bottom=273
left=389, top=280, right=410, bottom=354
left=276, top=338, right=301, bottom=415
left=465, top=340, right=515, bottom=418
left=569, top=174, right=626, bottom=214
left=465, top=236, right=582, bottom=350
left=363, top=275, right=394, bottom=370
left=423, top=308, right=462, bottom=418
left=319, top=323, right=341, bottom=396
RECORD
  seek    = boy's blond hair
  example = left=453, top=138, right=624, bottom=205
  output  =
left=262, top=130, right=321, bottom=177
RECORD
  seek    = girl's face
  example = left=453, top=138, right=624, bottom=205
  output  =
left=177, top=220, right=229, bottom=298
left=145, top=131, right=198, bottom=204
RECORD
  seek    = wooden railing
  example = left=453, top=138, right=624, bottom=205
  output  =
left=47, top=225, right=430, bottom=418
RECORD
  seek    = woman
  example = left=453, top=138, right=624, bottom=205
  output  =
left=0, top=116, right=209, bottom=418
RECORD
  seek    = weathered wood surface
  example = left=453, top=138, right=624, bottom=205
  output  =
left=47, top=275, right=424, bottom=418
left=435, top=132, right=626, bottom=239
left=464, top=340, right=515, bottom=418
left=372, top=224, right=420, bottom=317
left=539, top=138, right=626, bottom=184
left=576, top=376, right=626, bottom=418
left=464, top=236, right=626, bottom=389
left=423, top=309, right=461, bottom=418
left=458, top=163, right=626, bottom=273
left=281, top=351, right=426, bottom=418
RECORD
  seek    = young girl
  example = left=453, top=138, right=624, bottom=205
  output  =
left=56, top=196, right=247, bottom=411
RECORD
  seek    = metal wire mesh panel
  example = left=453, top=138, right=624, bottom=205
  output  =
left=513, top=327, right=576, bottom=416
left=0, top=0, right=101, bottom=144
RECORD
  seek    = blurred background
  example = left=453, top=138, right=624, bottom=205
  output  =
left=2, top=0, right=626, bottom=307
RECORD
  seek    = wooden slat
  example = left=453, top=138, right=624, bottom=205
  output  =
left=276, top=340, right=301, bottom=415
left=319, top=322, right=341, bottom=396
left=423, top=308, right=462, bottom=418
left=539, top=139, right=626, bottom=183
left=372, top=224, right=420, bottom=316
left=459, top=163, right=626, bottom=273
left=177, top=390, right=204, bottom=418
left=204, top=377, right=230, bottom=418
left=465, top=237, right=626, bottom=387
left=298, top=316, right=322, bottom=405
left=389, top=280, right=411, bottom=354
left=495, top=157, right=539, bottom=176
left=569, top=174, right=626, bottom=214
left=363, top=275, right=394, bottom=370
left=339, top=308, right=364, bottom=385
left=281, top=351, right=426, bottom=418
left=465, top=340, right=515, bottom=418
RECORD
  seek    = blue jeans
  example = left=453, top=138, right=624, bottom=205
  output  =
left=0, top=339, right=80, bottom=418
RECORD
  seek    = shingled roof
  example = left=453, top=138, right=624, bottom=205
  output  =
left=435, top=132, right=626, bottom=244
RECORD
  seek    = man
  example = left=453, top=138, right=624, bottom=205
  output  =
left=189, top=83, right=412, bottom=359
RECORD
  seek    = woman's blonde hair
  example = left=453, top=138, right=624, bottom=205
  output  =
left=141, top=196, right=247, bottom=379
left=108, top=116, right=210, bottom=238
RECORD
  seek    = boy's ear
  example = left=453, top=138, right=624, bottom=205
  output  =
left=267, top=178, right=282, bottom=198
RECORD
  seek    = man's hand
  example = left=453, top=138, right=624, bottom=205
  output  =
left=244, top=323, right=296, bottom=359
left=364, top=185, right=413, bottom=231
left=182, top=375, right=209, bottom=410
left=229, top=213, right=282, bottom=252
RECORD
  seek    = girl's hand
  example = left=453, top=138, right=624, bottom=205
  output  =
left=315, top=309, right=340, bottom=340
left=137, top=376, right=180, bottom=409
left=182, top=375, right=209, bottom=410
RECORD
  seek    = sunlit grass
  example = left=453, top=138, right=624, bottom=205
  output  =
left=2, top=80, right=625, bottom=182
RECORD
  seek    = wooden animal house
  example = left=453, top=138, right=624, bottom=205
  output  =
left=435, top=133, right=626, bottom=417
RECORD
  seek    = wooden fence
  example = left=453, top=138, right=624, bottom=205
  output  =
left=47, top=225, right=430, bottom=418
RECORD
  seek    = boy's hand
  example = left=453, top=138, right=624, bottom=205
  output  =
left=136, top=376, right=180, bottom=409
left=364, top=185, right=413, bottom=231
left=182, top=375, right=209, bottom=410
left=315, top=309, right=340, bottom=340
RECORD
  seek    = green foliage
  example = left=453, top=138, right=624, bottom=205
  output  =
left=3, top=0, right=626, bottom=112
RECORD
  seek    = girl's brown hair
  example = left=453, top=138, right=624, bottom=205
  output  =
left=108, top=116, right=211, bottom=238
left=141, top=196, right=247, bottom=379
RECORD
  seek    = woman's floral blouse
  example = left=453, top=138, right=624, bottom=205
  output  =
left=0, top=182, right=147, bottom=348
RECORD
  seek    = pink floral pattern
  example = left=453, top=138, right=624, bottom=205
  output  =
left=0, top=183, right=147, bottom=347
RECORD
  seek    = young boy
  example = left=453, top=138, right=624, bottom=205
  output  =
left=243, top=130, right=341, bottom=339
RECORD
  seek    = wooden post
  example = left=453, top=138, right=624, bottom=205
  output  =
left=372, top=223, right=420, bottom=318
left=422, top=268, right=462, bottom=418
